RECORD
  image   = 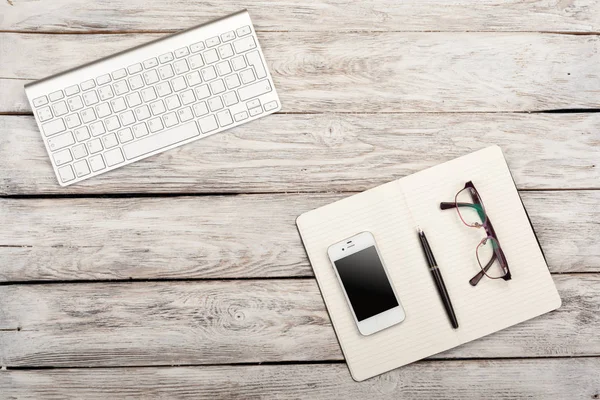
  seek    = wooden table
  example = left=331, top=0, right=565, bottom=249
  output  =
left=1, top=1, right=599, bottom=398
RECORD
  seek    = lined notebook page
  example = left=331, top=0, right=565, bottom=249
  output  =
left=296, top=146, right=561, bottom=381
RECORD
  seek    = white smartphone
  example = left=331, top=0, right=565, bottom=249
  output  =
left=327, top=231, right=406, bottom=336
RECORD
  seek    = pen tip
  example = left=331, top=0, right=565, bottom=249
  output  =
left=417, top=227, right=423, bottom=234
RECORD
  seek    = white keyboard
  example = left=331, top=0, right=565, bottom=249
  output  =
left=25, top=10, right=281, bottom=186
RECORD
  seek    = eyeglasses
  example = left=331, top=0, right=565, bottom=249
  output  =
left=440, top=181, right=511, bottom=286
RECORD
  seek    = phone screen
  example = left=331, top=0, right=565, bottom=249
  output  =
left=334, top=246, right=399, bottom=321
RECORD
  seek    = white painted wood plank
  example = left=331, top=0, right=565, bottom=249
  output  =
left=1, top=276, right=598, bottom=367
left=0, top=191, right=598, bottom=282
left=1, top=359, right=599, bottom=399
left=1, top=113, right=598, bottom=195
left=1, top=0, right=598, bottom=33
left=2, top=33, right=598, bottom=113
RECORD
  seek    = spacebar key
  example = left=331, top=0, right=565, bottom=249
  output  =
left=123, top=122, right=200, bottom=159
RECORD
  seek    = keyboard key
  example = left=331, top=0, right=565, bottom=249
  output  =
left=193, top=102, right=209, bottom=117
left=72, top=143, right=88, bottom=159
left=129, top=75, right=145, bottom=90
left=216, top=109, right=233, bottom=126
left=148, top=117, right=164, bottom=133
left=159, top=64, right=175, bottom=80
left=58, top=165, right=75, bottom=183
left=197, top=115, right=218, bottom=133
left=53, top=148, right=72, bottom=166
left=117, top=128, right=134, bottom=143
left=80, top=108, right=96, bottom=124
left=150, top=100, right=166, bottom=115
left=190, top=41, right=205, bottom=53
left=165, top=95, right=181, bottom=110
left=81, top=80, right=96, bottom=91
left=218, top=44, right=234, bottom=59
left=203, top=49, right=219, bottom=64
left=141, top=87, right=158, bottom=102
left=201, top=66, right=217, bottom=81
left=89, top=121, right=106, bottom=137
left=248, top=106, right=262, bottom=117
left=47, top=131, right=75, bottom=151
left=143, top=69, right=160, bottom=85
left=236, top=25, right=251, bottom=36
left=96, top=74, right=111, bottom=85
left=206, top=36, right=220, bottom=47
left=98, top=86, right=115, bottom=101
left=74, top=126, right=91, bottom=141
left=208, top=96, right=223, bottom=111
left=247, top=99, right=261, bottom=109
left=210, top=79, right=226, bottom=94
left=105, top=148, right=125, bottom=167
left=231, top=56, right=247, bottom=71
left=171, top=76, right=187, bottom=92
left=180, top=89, right=196, bottom=105
left=143, top=58, right=158, bottom=69
left=159, top=52, right=174, bottom=64
left=222, top=91, right=238, bottom=106
left=240, top=69, right=256, bottom=84
left=65, top=85, right=80, bottom=96
left=189, top=54, right=204, bottom=69
left=135, top=104, right=152, bottom=120
left=33, top=96, right=48, bottom=107
left=156, top=82, right=172, bottom=97
left=233, top=36, right=256, bottom=53
left=49, top=90, right=64, bottom=101
left=113, top=80, right=129, bottom=96
left=120, top=110, right=136, bottom=126
left=88, top=138, right=104, bottom=154
left=102, top=133, right=119, bottom=149
left=83, top=90, right=99, bottom=106
left=175, top=47, right=190, bottom=58
left=110, top=97, right=127, bottom=113
left=221, top=31, right=236, bottom=42
left=53, top=101, right=69, bottom=116
left=195, top=85, right=211, bottom=100
left=225, top=74, right=241, bottom=89
left=65, top=113, right=82, bottom=129
left=74, top=159, right=91, bottom=177
left=264, top=100, right=279, bottom=112
left=234, top=111, right=249, bottom=122
left=37, top=106, right=53, bottom=122
left=133, top=123, right=149, bottom=138
left=126, top=92, right=142, bottom=107
left=95, top=103, right=112, bottom=118
left=177, top=106, right=194, bottom=122
left=246, top=51, right=267, bottom=79
left=216, top=61, right=231, bottom=76
left=185, top=71, right=202, bottom=87
left=128, top=63, right=143, bottom=74
left=105, top=116, right=121, bottom=131
left=68, top=96, right=84, bottom=111
left=238, top=80, right=272, bottom=101
left=112, top=69, right=127, bottom=80
left=42, top=119, right=66, bottom=137
left=173, top=59, right=189, bottom=75
left=124, top=121, right=200, bottom=159
left=163, top=112, right=178, bottom=128
left=89, top=154, right=105, bottom=171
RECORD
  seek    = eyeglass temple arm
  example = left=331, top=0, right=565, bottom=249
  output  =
left=469, top=253, right=497, bottom=286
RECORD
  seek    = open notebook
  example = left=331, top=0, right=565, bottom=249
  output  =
left=296, top=146, right=561, bottom=381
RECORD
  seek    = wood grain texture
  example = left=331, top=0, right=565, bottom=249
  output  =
left=2, top=33, right=599, bottom=114
left=1, top=275, right=599, bottom=367
left=0, top=191, right=598, bottom=282
left=1, top=113, right=598, bottom=195
left=1, top=0, right=599, bottom=33
left=2, top=359, right=600, bottom=399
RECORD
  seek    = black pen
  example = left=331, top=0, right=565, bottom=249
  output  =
left=418, top=228, right=459, bottom=329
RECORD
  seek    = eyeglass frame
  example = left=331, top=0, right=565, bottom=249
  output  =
left=440, top=181, right=512, bottom=286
